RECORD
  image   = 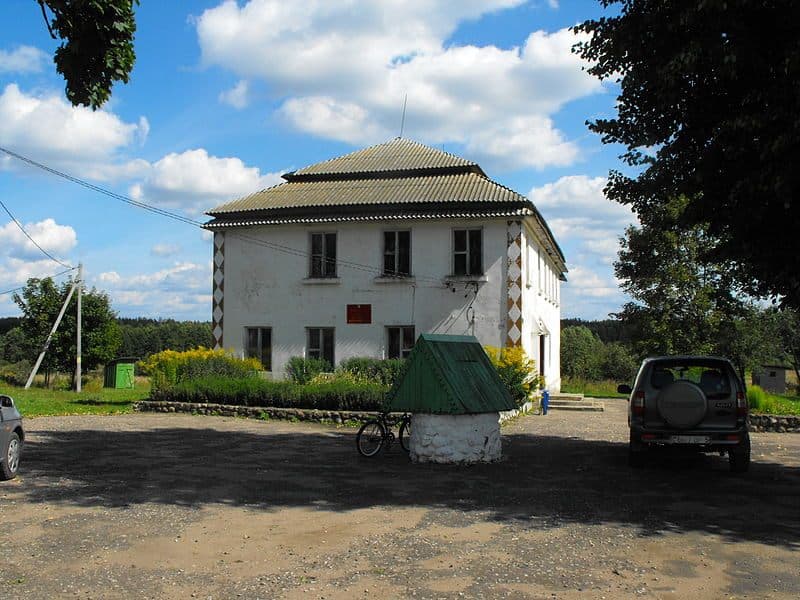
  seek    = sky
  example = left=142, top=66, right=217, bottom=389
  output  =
left=0, top=0, right=635, bottom=322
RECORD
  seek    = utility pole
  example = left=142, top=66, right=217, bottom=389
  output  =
left=25, top=277, right=78, bottom=389
left=76, top=262, right=82, bottom=392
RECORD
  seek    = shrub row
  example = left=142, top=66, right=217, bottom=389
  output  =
left=151, top=375, right=388, bottom=412
left=139, top=347, right=261, bottom=392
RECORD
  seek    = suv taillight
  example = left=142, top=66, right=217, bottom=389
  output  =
left=736, top=391, right=748, bottom=417
left=632, top=390, right=645, bottom=415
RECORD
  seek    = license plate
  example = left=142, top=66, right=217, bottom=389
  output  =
left=670, top=435, right=710, bottom=444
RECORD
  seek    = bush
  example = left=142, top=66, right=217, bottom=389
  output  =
left=484, top=346, right=540, bottom=407
left=0, top=360, right=31, bottom=386
left=151, top=375, right=387, bottom=411
left=336, top=357, right=406, bottom=386
left=599, top=343, right=639, bottom=381
left=285, top=356, right=332, bottom=384
left=561, top=326, right=603, bottom=380
left=139, top=347, right=261, bottom=392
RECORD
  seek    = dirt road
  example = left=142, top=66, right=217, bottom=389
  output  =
left=2, top=401, right=798, bottom=599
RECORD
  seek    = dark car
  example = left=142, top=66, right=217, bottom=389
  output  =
left=619, top=356, right=750, bottom=472
left=1, top=394, right=24, bottom=480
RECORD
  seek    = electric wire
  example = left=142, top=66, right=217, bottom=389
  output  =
left=0, top=198, right=74, bottom=269
left=0, top=145, right=450, bottom=286
left=0, top=266, right=78, bottom=297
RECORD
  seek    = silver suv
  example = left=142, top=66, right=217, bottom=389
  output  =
left=618, top=356, right=750, bottom=472
left=1, top=395, right=24, bottom=480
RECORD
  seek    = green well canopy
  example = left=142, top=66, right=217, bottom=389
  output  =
left=385, top=334, right=515, bottom=414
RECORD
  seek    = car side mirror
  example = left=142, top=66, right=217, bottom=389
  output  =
left=0, top=396, right=13, bottom=408
left=617, top=384, right=632, bottom=395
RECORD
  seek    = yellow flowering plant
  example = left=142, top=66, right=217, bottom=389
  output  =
left=484, top=345, right=541, bottom=406
left=139, top=347, right=261, bottom=392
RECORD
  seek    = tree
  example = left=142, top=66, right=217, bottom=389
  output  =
left=13, top=276, right=121, bottom=384
left=560, top=326, right=603, bottom=380
left=37, top=0, right=139, bottom=108
left=774, top=308, right=800, bottom=383
left=614, top=196, right=743, bottom=357
left=574, top=2, right=800, bottom=307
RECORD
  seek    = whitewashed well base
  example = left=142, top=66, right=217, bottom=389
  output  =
left=409, top=413, right=501, bottom=464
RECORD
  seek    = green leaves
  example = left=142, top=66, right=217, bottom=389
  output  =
left=575, top=1, right=800, bottom=306
left=40, top=0, right=139, bottom=109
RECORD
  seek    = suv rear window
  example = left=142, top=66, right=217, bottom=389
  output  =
left=649, top=360, right=733, bottom=398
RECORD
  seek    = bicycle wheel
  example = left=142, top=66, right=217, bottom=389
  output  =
left=399, top=417, right=412, bottom=453
left=356, top=420, right=386, bottom=457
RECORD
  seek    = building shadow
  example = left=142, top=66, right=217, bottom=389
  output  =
left=10, top=424, right=800, bottom=548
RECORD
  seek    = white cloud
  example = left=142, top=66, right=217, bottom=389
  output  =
left=219, top=80, right=250, bottom=109
left=195, top=1, right=602, bottom=169
left=0, top=218, right=77, bottom=261
left=130, top=148, right=284, bottom=214
left=93, top=262, right=212, bottom=318
left=0, top=45, right=48, bottom=73
left=0, top=84, right=149, bottom=180
left=151, top=243, right=181, bottom=257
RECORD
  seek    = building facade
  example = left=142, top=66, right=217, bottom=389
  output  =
left=205, top=139, right=566, bottom=390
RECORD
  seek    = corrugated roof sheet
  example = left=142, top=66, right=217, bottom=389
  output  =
left=209, top=172, right=528, bottom=214
left=292, top=138, right=478, bottom=177
left=385, top=334, right=516, bottom=415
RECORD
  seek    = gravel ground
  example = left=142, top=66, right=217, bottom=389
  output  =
left=1, top=400, right=798, bottom=599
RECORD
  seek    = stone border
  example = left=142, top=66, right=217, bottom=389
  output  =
left=135, top=400, right=539, bottom=426
left=749, top=414, right=800, bottom=433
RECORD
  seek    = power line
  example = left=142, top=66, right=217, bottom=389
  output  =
left=0, top=145, right=449, bottom=285
left=0, top=198, right=74, bottom=269
left=0, top=266, right=78, bottom=297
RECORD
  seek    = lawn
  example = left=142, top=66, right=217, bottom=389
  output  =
left=560, top=377, right=627, bottom=399
left=1, top=382, right=151, bottom=417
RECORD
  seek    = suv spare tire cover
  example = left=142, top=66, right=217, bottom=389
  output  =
left=656, top=380, right=708, bottom=429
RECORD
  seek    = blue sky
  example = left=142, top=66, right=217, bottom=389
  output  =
left=0, top=0, right=633, bottom=321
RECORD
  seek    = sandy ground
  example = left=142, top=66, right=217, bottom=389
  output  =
left=1, top=401, right=798, bottom=599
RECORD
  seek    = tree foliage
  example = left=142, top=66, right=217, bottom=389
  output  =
left=12, top=277, right=120, bottom=380
left=614, top=196, right=742, bottom=357
left=38, top=0, right=139, bottom=108
left=117, top=318, right=213, bottom=358
left=575, top=1, right=800, bottom=307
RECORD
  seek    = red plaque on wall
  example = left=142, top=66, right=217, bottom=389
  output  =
left=347, top=304, right=372, bottom=324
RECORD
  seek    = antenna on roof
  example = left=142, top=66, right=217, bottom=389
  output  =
left=399, top=93, right=408, bottom=138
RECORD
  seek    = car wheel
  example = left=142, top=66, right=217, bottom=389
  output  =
left=728, top=433, right=751, bottom=474
left=628, top=433, right=646, bottom=468
left=1, top=432, right=21, bottom=480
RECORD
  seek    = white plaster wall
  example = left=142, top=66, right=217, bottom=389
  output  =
left=220, top=217, right=561, bottom=383
left=520, top=226, right=562, bottom=392
left=409, top=413, right=501, bottom=463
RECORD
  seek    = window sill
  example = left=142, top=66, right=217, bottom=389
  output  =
left=444, top=275, right=488, bottom=284
left=373, top=276, right=416, bottom=284
left=302, top=277, right=341, bottom=285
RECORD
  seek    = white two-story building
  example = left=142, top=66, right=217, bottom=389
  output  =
left=205, top=138, right=566, bottom=390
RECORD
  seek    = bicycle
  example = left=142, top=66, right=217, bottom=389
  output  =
left=356, top=413, right=412, bottom=457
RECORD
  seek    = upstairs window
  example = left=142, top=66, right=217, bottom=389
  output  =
left=310, top=232, right=337, bottom=278
left=453, top=228, right=482, bottom=276
left=307, top=327, right=335, bottom=368
left=387, top=326, right=415, bottom=359
left=245, top=327, right=272, bottom=371
left=383, top=230, right=411, bottom=276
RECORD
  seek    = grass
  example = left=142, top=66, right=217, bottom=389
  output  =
left=747, top=385, right=800, bottom=416
left=560, top=377, right=627, bottom=399
left=1, top=381, right=151, bottom=417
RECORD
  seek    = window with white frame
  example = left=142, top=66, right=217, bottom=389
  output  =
left=452, top=228, right=482, bottom=276
left=307, top=327, right=335, bottom=367
left=309, top=232, right=337, bottom=278
left=245, top=327, right=272, bottom=370
left=383, top=230, right=411, bottom=276
left=387, top=326, right=415, bottom=359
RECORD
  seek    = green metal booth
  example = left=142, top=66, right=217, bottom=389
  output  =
left=104, top=358, right=138, bottom=389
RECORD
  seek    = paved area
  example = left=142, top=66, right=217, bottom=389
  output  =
left=2, top=400, right=798, bottom=599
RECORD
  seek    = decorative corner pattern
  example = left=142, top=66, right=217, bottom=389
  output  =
left=212, top=232, right=225, bottom=349
left=505, top=220, right=523, bottom=347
